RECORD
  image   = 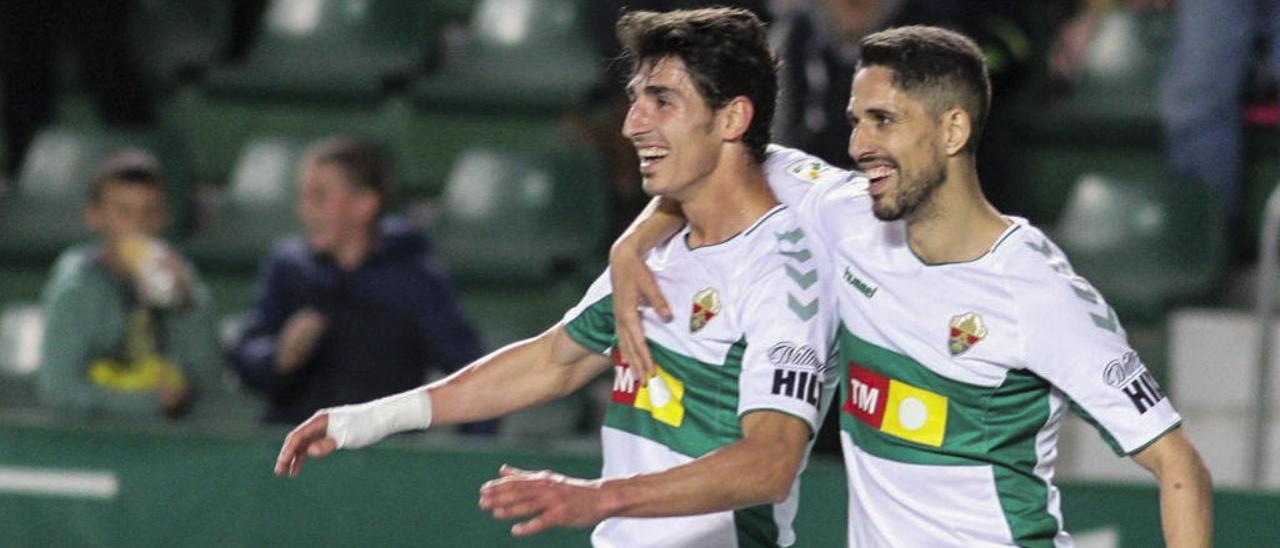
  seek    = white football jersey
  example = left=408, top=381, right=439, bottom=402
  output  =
left=562, top=205, right=839, bottom=548
left=763, top=145, right=1182, bottom=547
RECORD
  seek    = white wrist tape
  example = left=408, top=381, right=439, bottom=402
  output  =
left=325, top=388, right=433, bottom=449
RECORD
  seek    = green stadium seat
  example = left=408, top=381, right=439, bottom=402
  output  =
left=1053, top=170, right=1226, bottom=324
left=132, top=0, right=230, bottom=89
left=456, top=284, right=585, bottom=352
left=0, top=126, right=195, bottom=263
left=167, top=92, right=402, bottom=184
left=203, top=0, right=435, bottom=99
left=170, top=0, right=433, bottom=182
left=431, top=143, right=608, bottom=284
left=182, top=136, right=304, bottom=271
left=432, top=0, right=481, bottom=23
left=390, top=111, right=562, bottom=198
left=1022, top=7, right=1173, bottom=145
left=431, top=143, right=608, bottom=348
left=1018, top=146, right=1168, bottom=225
left=413, top=0, right=600, bottom=112
left=0, top=303, right=43, bottom=408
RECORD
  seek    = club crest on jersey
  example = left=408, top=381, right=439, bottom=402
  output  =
left=787, top=158, right=831, bottom=182
left=690, top=287, right=722, bottom=333
left=948, top=312, right=988, bottom=356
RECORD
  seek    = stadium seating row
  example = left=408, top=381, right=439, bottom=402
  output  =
left=143, top=0, right=602, bottom=189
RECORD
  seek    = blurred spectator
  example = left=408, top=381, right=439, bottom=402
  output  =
left=1159, top=0, right=1279, bottom=223
left=0, top=0, right=156, bottom=178
left=38, top=150, right=221, bottom=419
left=231, top=136, right=494, bottom=433
left=768, top=0, right=1035, bottom=211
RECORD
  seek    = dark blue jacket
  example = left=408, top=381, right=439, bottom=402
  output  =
left=233, top=218, right=487, bottom=426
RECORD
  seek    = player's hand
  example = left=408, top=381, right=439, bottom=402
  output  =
left=276, top=309, right=327, bottom=373
left=479, top=465, right=612, bottom=537
left=609, top=242, right=669, bottom=382
left=158, top=378, right=190, bottom=418
left=274, top=412, right=336, bottom=478
left=159, top=251, right=195, bottom=309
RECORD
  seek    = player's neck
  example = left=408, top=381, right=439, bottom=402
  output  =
left=905, top=165, right=1009, bottom=265
left=681, top=154, right=776, bottom=248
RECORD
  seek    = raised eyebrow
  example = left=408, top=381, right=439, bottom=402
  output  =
left=643, top=84, right=676, bottom=99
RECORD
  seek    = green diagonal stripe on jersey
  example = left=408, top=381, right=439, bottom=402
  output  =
left=837, top=324, right=1052, bottom=466
left=604, top=338, right=748, bottom=458
left=837, top=325, right=1062, bottom=546
left=564, top=294, right=616, bottom=355
left=784, top=264, right=817, bottom=290
left=564, top=293, right=751, bottom=458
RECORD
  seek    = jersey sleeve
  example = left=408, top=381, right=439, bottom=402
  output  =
left=734, top=223, right=839, bottom=435
left=763, top=145, right=849, bottom=209
left=560, top=268, right=617, bottom=355
left=1011, top=236, right=1181, bottom=456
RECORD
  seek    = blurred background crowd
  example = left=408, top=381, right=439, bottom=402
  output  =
left=0, top=0, right=1276, bottom=486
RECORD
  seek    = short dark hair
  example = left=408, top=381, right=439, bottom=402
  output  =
left=616, top=8, right=778, bottom=163
left=89, top=149, right=164, bottom=203
left=303, top=136, right=393, bottom=204
left=858, top=25, right=991, bottom=152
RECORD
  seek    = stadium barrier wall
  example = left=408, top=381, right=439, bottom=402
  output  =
left=0, top=413, right=1274, bottom=547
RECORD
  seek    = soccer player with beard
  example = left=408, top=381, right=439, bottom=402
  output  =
left=609, top=25, right=1213, bottom=547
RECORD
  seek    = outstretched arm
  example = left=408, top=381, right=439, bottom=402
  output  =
left=478, top=410, right=810, bottom=536
left=609, top=196, right=685, bottom=381
left=1131, top=426, right=1213, bottom=547
left=275, top=325, right=611, bottom=477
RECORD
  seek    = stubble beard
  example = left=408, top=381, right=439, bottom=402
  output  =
left=872, top=157, right=946, bottom=223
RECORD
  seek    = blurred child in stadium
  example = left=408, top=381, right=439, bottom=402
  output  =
left=38, top=150, right=222, bottom=419
left=276, top=9, right=841, bottom=545
left=230, top=136, right=494, bottom=434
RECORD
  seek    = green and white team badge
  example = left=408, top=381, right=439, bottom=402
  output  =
left=690, top=287, right=722, bottom=333
left=947, top=312, right=987, bottom=356
left=787, top=158, right=831, bottom=182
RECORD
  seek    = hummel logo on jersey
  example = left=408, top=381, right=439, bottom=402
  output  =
left=1104, top=350, right=1167, bottom=414
left=948, top=312, right=987, bottom=356
left=843, top=267, right=878, bottom=298
left=690, top=287, right=722, bottom=333
left=610, top=350, right=685, bottom=427
left=843, top=362, right=948, bottom=447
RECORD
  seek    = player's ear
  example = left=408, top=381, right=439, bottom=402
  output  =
left=719, top=96, right=754, bottom=142
left=941, top=107, right=972, bottom=156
